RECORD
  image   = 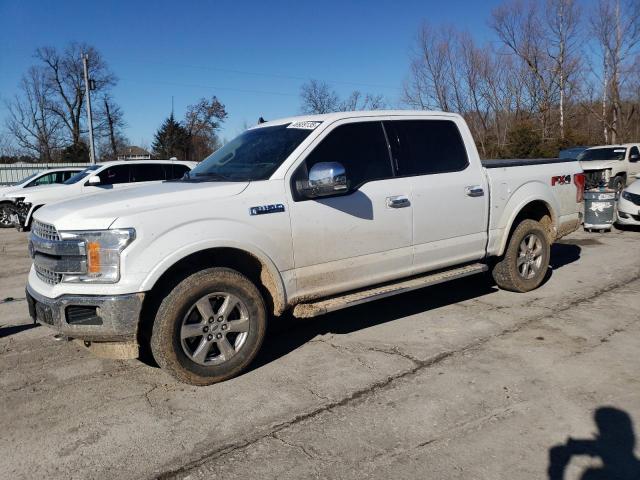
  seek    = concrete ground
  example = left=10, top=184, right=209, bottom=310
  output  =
left=1, top=227, right=640, bottom=480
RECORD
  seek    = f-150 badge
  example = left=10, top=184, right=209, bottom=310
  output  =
left=249, top=204, right=286, bottom=216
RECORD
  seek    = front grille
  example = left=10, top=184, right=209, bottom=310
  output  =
left=584, top=170, right=607, bottom=190
left=34, top=262, right=62, bottom=285
left=32, top=220, right=60, bottom=241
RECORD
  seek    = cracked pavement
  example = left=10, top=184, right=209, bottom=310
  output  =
left=1, top=227, right=640, bottom=479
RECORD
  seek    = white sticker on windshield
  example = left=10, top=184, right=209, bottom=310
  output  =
left=287, top=121, right=322, bottom=130
left=614, top=149, right=626, bottom=152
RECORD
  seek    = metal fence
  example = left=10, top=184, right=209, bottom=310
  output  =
left=0, top=163, right=91, bottom=185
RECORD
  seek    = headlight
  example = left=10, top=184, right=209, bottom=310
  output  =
left=58, top=229, right=135, bottom=283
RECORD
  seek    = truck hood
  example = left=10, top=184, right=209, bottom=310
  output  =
left=0, top=185, right=21, bottom=198
left=35, top=181, right=250, bottom=230
left=579, top=160, right=622, bottom=171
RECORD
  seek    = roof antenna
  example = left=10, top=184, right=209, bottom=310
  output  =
left=258, top=116, right=266, bottom=124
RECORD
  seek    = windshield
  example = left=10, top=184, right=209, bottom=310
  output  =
left=578, top=148, right=626, bottom=161
left=64, top=165, right=101, bottom=184
left=188, top=123, right=315, bottom=181
left=12, top=172, right=39, bottom=186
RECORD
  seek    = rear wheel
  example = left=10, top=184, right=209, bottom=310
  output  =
left=150, top=267, right=267, bottom=385
left=492, top=219, right=550, bottom=292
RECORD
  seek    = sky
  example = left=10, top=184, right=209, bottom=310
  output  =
left=0, top=0, right=506, bottom=147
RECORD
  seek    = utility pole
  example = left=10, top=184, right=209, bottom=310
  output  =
left=82, top=53, right=97, bottom=164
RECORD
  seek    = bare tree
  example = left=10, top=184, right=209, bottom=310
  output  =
left=546, top=0, right=581, bottom=139
left=404, top=23, right=455, bottom=111
left=300, top=80, right=340, bottom=114
left=95, top=93, right=126, bottom=160
left=491, top=0, right=559, bottom=138
left=340, top=91, right=387, bottom=111
left=5, top=67, right=63, bottom=161
left=590, top=0, right=640, bottom=142
left=184, top=96, right=228, bottom=160
left=35, top=42, right=116, bottom=148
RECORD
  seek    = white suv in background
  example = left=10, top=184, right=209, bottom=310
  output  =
left=579, top=144, right=640, bottom=192
left=6, top=160, right=196, bottom=230
left=0, top=167, right=84, bottom=228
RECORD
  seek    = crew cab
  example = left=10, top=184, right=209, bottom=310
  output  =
left=578, top=144, right=640, bottom=193
left=24, top=111, right=584, bottom=385
left=0, top=167, right=83, bottom=228
left=6, top=160, right=195, bottom=230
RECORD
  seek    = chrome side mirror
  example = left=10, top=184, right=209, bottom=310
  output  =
left=298, top=162, right=349, bottom=198
left=86, top=175, right=101, bottom=186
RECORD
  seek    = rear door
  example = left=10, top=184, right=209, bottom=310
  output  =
left=383, top=118, right=488, bottom=274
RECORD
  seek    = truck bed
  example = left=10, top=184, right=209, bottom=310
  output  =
left=482, top=158, right=576, bottom=168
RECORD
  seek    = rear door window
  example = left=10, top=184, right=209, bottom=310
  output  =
left=384, top=120, right=469, bottom=176
left=30, top=173, right=58, bottom=186
left=131, top=163, right=166, bottom=182
left=164, top=164, right=190, bottom=180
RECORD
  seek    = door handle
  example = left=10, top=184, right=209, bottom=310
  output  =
left=386, top=196, right=411, bottom=208
left=465, top=185, right=485, bottom=197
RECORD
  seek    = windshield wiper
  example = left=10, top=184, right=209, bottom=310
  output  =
left=194, top=172, right=232, bottom=181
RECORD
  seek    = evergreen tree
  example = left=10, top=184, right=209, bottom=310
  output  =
left=152, top=113, right=190, bottom=159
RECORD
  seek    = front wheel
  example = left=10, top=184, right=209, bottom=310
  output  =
left=610, top=176, right=625, bottom=196
left=150, top=267, right=267, bottom=385
left=492, top=219, right=550, bottom=292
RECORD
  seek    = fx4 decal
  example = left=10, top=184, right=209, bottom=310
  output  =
left=551, top=175, right=572, bottom=186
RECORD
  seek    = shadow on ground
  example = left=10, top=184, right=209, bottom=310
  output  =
left=548, top=406, right=640, bottom=479
left=0, top=323, right=39, bottom=339
left=254, top=242, right=581, bottom=371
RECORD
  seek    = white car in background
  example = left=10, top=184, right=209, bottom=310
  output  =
left=578, top=144, right=640, bottom=192
left=617, top=175, right=640, bottom=226
left=0, top=167, right=84, bottom=228
left=6, top=160, right=196, bottom=230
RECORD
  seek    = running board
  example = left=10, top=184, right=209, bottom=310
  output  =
left=293, top=263, right=488, bottom=318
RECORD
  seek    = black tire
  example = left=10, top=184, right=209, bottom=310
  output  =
left=492, top=219, right=551, bottom=293
left=0, top=203, right=16, bottom=229
left=610, top=176, right=625, bottom=196
left=150, top=267, right=267, bottom=385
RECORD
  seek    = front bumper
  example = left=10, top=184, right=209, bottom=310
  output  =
left=617, top=197, right=640, bottom=225
left=26, top=283, right=145, bottom=342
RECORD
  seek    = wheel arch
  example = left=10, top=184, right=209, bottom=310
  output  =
left=497, top=198, right=556, bottom=257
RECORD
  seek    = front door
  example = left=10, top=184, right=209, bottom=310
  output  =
left=286, top=120, right=413, bottom=301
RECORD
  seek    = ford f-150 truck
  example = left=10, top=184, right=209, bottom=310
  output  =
left=25, top=111, right=584, bottom=385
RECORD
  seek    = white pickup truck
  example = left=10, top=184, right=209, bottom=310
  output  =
left=25, top=111, right=584, bottom=385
